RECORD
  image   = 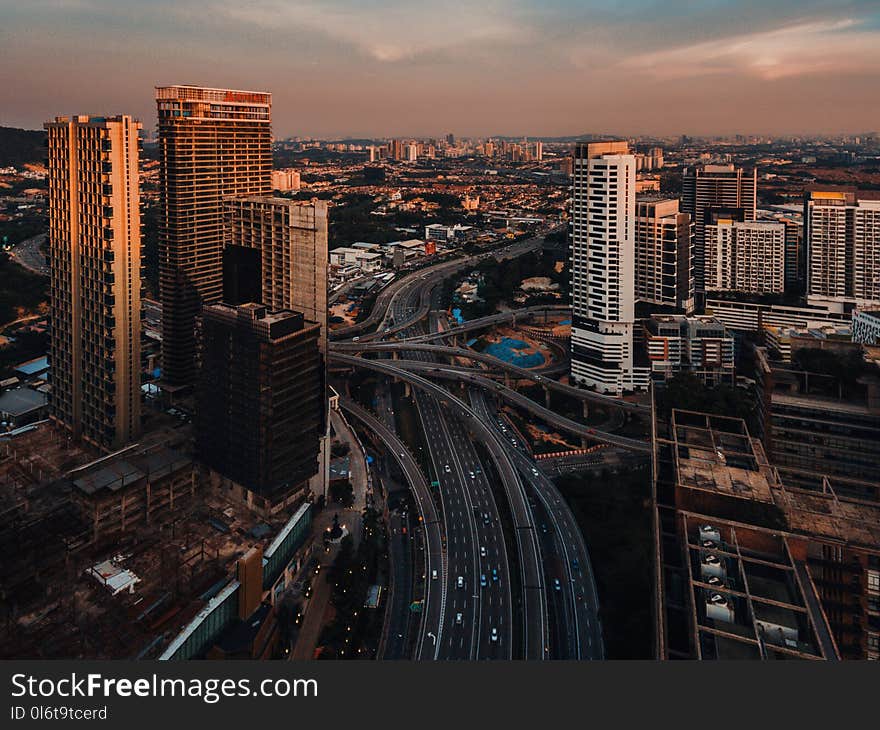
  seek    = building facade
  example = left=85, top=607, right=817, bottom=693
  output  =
left=705, top=219, right=786, bottom=294
left=634, top=197, right=695, bottom=313
left=570, top=141, right=648, bottom=394
left=806, top=190, right=880, bottom=308
left=223, top=196, right=328, bottom=350
left=156, top=86, right=272, bottom=389
left=681, top=164, right=757, bottom=296
left=45, top=115, right=143, bottom=450
left=196, top=304, right=323, bottom=509
left=644, top=315, right=735, bottom=385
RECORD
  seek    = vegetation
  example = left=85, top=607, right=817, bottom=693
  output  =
left=318, top=507, right=387, bottom=658
left=328, top=479, right=355, bottom=507
left=0, top=127, right=45, bottom=167
left=555, top=466, right=653, bottom=658
left=0, top=252, right=48, bottom=325
left=655, top=372, right=759, bottom=433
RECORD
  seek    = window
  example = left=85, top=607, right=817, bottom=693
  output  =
left=868, top=570, right=880, bottom=595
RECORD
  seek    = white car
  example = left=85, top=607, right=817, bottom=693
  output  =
left=457, top=576, right=464, bottom=589
left=480, top=546, right=487, bottom=558
left=490, top=627, right=499, bottom=642
left=455, top=613, right=463, bottom=625
left=444, top=464, right=451, bottom=473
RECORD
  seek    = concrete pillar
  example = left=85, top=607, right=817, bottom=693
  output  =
left=582, top=401, right=590, bottom=420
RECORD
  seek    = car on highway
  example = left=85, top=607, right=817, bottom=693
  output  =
left=469, top=471, right=475, bottom=479
left=541, top=523, right=548, bottom=534
left=571, top=558, right=580, bottom=571
left=531, top=467, right=539, bottom=476
left=457, top=576, right=464, bottom=589
left=553, top=579, right=562, bottom=592
left=490, top=627, right=499, bottom=642
left=444, top=464, right=451, bottom=473
left=431, top=569, right=438, bottom=580
left=480, top=574, right=487, bottom=587
left=483, top=513, right=490, bottom=525
left=491, top=568, right=499, bottom=582
left=480, top=546, right=487, bottom=557
left=455, top=613, right=463, bottom=625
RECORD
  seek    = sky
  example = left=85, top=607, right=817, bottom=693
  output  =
left=1, top=0, right=879, bottom=138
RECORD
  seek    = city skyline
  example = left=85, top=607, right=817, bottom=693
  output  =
left=2, top=1, right=880, bottom=137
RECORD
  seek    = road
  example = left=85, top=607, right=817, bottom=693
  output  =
left=331, top=353, right=548, bottom=659
left=339, top=398, right=444, bottom=661
left=469, top=389, right=605, bottom=659
left=345, top=357, right=651, bottom=452
left=9, top=233, right=48, bottom=275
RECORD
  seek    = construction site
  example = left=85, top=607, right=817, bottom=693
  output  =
left=0, top=421, right=310, bottom=659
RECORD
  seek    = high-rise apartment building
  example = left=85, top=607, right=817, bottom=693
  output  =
left=222, top=196, right=329, bottom=350
left=681, top=164, right=757, bottom=296
left=45, top=114, right=143, bottom=450
left=634, top=197, right=695, bottom=313
left=570, top=141, right=647, bottom=394
left=704, top=219, right=786, bottom=294
left=196, top=303, right=323, bottom=510
left=806, top=189, right=880, bottom=307
left=644, top=315, right=734, bottom=386
left=155, top=85, right=272, bottom=389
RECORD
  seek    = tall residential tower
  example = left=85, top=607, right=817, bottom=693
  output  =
left=155, top=85, right=272, bottom=389
left=570, top=141, right=647, bottom=394
left=45, top=115, right=143, bottom=450
left=681, top=164, right=757, bottom=297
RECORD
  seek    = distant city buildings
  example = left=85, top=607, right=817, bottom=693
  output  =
left=196, top=303, right=323, bottom=512
left=681, top=164, right=757, bottom=298
left=634, top=197, right=695, bottom=313
left=570, top=141, right=647, bottom=395
left=271, top=169, right=301, bottom=192
left=45, top=114, right=143, bottom=450
left=805, top=189, right=880, bottom=308
left=155, top=85, right=272, bottom=389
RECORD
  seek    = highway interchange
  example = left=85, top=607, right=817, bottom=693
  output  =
left=329, top=233, right=647, bottom=660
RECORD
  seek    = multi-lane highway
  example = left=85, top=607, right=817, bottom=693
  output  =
left=469, top=389, right=604, bottom=659
left=328, top=233, right=649, bottom=661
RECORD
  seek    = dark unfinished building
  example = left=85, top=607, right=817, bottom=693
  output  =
left=196, top=303, right=323, bottom=513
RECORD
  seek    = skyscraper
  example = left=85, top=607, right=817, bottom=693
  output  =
left=222, top=196, right=329, bottom=350
left=704, top=219, right=786, bottom=294
left=45, top=115, right=143, bottom=450
left=806, top=189, right=880, bottom=307
left=155, top=85, right=272, bottom=389
left=681, top=164, right=757, bottom=297
left=196, top=303, right=323, bottom=510
left=634, top=197, right=695, bottom=313
left=570, top=141, right=647, bottom=395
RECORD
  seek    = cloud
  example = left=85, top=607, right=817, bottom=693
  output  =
left=210, top=0, right=530, bottom=63
left=620, top=17, right=880, bottom=80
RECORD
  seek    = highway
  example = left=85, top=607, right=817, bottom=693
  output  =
left=329, top=235, right=546, bottom=342
left=331, top=341, right=648, bottom=413
left=339, top=398, right=445, bottom=660
left=469, top=389, right=605, bottom=659
left=331, top=353, right=549, bottom=658
left=341, top=357, right=651, bottom=452
left=390, top=275, right=514, bottom=660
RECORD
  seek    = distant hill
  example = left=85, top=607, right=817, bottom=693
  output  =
left=0, top=126, right=46, bottom=168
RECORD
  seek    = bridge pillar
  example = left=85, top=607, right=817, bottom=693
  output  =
left=403, top=382, right=411, bottom=398
left=544, top=386, right=551, bottom=409
left=582, top=401, right=590, bottom=420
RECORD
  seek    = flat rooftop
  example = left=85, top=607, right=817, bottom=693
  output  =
left=672, top=410, right=779, bottom=505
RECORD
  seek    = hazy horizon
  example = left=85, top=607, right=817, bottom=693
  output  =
left=2, top=1, right=879, bottom=138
